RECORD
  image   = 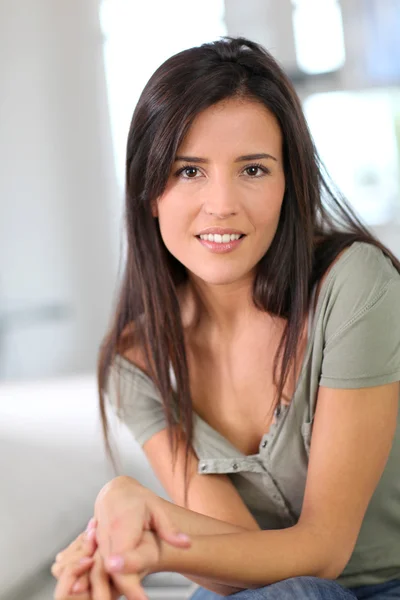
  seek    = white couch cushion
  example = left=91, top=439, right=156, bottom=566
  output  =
left=0, top=373, right=175, bottom=598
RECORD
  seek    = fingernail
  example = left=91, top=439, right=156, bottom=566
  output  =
left=86, top=517, right=95, bottom=531
left=85, top=528, right=96, bottom=541
left=72, top=581, right=83, bottom=592
left=79, top=557, right=93, bottom=565
left=175, top=533, right=191, bottom=542
left=106, top=555, right=124, bottom=572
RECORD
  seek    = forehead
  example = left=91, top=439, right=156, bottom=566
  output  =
left=179, top=98, right=282, bottom=153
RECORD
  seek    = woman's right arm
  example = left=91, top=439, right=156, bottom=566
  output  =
left=95, top=475, right=256, bottom=595
left=97, top=474, right=257, bottom=536
left=96, top=421, right=261, bottom=596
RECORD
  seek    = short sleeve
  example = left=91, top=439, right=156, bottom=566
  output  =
left=320, top=245, right=400, bottom=389
left=105, top=355, right=170, bottom=447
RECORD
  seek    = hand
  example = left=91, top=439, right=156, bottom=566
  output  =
left=54, top=550, right=120, bottom=600
left=104, top=530, right=163, bottom=600
left=52, top=518, right=119, bottom=599
left=53, top=556, right=94, bottom=600
left=94, top=477, right=191, bottom=598
left=95, top=476, right=191, bottom=557
left=52, top=518, right=97, bottom=595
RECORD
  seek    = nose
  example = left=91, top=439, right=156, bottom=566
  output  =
left=203, top=179, right=239, bottom=218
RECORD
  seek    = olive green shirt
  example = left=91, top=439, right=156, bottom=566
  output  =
left=106, top=242, right=400, bottom=588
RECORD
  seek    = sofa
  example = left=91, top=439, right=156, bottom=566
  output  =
left=0, top=373, right=197, bottom=599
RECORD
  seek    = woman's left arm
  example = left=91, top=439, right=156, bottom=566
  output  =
left=109, top=382, right=399, bottom=592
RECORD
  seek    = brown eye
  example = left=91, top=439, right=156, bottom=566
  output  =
left=184, top=167, right=198, bottom=178
left=174, top=165, right=200, bottom=179
left=244, top=164, right=269, bottom=177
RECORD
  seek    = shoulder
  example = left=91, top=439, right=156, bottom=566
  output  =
left=315, top=242, right=400, bottom=388
left=329, top=241, right=399, bottom=290
left=115, top=321, right=151, bottom=377
left=106, top=322, right=158, bottom=404
left=319, top=242, right=400, bottom=337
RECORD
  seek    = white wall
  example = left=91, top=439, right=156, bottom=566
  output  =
left=0, top=0, right=120, bottom=379
left=0, top=0, right=398, bottom=381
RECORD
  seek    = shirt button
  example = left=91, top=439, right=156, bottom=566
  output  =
left=262, top=440, right=268, bottom=448
left=200, top=464, right=208, bottom=472
left=232, top=463, right=238, bottom=470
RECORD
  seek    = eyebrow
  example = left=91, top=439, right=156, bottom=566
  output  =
left=174, top=153, right=278, bottom=163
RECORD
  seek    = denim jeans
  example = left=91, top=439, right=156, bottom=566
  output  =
left=189, top=577, right=400, bottom=599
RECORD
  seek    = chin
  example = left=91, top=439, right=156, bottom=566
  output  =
left=188, top=265, right=254, bottom=287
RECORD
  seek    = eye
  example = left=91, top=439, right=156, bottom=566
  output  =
left=175, top=165, right=201, bottom=179
left=174, top=162, right=271, bottom=180
left=243, top=163, right=271, bottom=177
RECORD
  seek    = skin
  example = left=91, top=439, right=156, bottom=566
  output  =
left=52, top=98, right=399, bottom=597
left=155, top=96, right=286, bottom=338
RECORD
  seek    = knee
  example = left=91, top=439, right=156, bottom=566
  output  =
left=229, top=576, right=353, bottom=599
left=266, top=576, right=352, bottom=599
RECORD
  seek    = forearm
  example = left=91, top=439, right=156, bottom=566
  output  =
left=119, top=477, right=256, bottom=537
left=154, top=494, right=255, bottom=537
left=156, top=525, right=337, bottom=591
left=140, top=482, right=257, bottom=594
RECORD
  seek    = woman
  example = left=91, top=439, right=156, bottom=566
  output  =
left=52, top=36, right=400, bottom=599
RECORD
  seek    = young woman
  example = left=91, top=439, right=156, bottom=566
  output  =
left=52, top=36, right=400, bottom=600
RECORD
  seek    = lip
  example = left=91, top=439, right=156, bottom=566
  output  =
left=196, top=226, right=245, bottom=236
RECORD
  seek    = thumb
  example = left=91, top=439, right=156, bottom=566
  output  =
left=104, top=550, right=150, bottom=576
left=150, top=507, right=191, bottom=547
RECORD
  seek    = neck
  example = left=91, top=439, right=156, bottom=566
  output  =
left=183, top=273, right=261, bottom=339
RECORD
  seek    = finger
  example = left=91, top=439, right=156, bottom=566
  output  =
left=54, top=560, right=94, bottom=599
left=52, top=556, right=88, bottom=580
left=104, top=545, right=155, bottom=576
left=110, top=574, right=149, bottom=600
left=82, top=527, right=97, bottom=553
left=70, top=573, right=90, bottom=595
left=111, top=587, right=121, bottom=600
left=51, top=540, right=96, bottom=580
left=55, top=527, right=94, bottom=566
left=86, top=517, right=97, bottom=531
left=89, top=554, right=113, bottom=600
left=55, top=535, right=84, bottom=563
left=150, top=508, right=191, bottom=548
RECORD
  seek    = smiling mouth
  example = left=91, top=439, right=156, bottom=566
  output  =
left=195, top=233, right=246, bottom=254
left=196, top=233, right=246, bottom=243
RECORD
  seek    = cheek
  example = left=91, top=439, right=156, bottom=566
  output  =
left=157, top=198, right=191, bottom=249
left=251, top=186, right=285, bottom=227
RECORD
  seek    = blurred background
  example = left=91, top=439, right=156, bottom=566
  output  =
left=0, top=1, right=399, bottom=599
left=1, top=0, right=399, bottom=382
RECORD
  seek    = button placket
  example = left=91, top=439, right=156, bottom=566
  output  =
left=259, top=403, right=290, bottom=456
left=198, top=456, right=265, bottom=475
left=260, top=463, right=294, bottom=521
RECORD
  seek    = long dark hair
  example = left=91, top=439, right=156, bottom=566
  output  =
left=97, top=36, right=400, bottom=504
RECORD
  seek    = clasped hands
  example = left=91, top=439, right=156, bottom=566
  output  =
left=51, top=477, right=191, bottom=600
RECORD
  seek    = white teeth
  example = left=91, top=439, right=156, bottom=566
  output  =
left=199, top=233, right=242, bottom=243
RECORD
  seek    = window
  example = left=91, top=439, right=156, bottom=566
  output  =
left=304, top=89, right=400, bottom=224
left=292, top=0, right=346, bottom=74
left=100, top=0, right=227, bottom=184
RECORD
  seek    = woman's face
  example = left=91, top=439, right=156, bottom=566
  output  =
left=155, top=97, right=286, bottom=287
